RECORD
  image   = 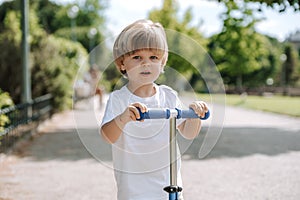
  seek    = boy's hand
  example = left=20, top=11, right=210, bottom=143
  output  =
left=189, top=101, right=209, bottom=119
left=118, top=102, right=148, bottom=124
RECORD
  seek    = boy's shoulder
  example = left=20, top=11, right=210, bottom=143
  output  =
left=158, top=84, right=178, bottom=95
left=109, top=86, right=128, bottom=98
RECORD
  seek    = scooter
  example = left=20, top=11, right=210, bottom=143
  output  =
left=138, top=108, right=210, bottom=200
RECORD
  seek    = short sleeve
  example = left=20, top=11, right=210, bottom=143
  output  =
left=100, top=92, right=123, bottom=127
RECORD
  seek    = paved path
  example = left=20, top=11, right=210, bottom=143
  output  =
left=1, top=96, right=300, bottom=200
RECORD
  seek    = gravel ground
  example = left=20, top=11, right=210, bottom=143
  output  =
left=1, top=96, right=300, bottom=200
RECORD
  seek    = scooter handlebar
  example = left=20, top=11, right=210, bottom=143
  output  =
left=137, top=108, right=210, bottom=121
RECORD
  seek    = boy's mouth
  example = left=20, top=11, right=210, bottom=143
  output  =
left=140, top=71, right=151, bottom=75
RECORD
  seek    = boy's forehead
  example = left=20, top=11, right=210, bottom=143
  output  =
left=127, top=48, right=164, bottom=55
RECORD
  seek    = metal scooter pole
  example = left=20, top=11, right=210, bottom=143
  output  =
left=164, top=116, right=182, bottom=200
left=170, top=117, right=177, bottom=187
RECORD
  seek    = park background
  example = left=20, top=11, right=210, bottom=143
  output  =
left=1, top=0, right=300, bottom=116
left=0, top=0, right=300, bottom=199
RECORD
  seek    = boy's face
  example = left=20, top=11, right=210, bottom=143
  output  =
left=121, top=49, right=164, bottom=85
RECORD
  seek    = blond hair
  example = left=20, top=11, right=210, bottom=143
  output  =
left=113, top=19, right=168, bottom=75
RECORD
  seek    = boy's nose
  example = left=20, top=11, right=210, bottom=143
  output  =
left=141, top=59, right=150, bottom=66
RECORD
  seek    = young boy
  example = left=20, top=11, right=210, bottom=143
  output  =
left=100, top=19, right=208, bottom=200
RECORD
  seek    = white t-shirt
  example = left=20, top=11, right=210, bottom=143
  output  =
left=101, top=84, right=184, bottom=200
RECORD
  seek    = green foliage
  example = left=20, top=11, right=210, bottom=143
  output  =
left=224, top=94, right=300, bottom=117
left=208, top=0, right=277, bottom=91
left=0, top=89, right=14, bottom=108
left=0, top=89, right=14, bottom=133
left=45, top=0, right=106, bottom=53
left=54, top=26, right=102, bottom=51
left=30, top=4, right=87, bottom=110
left=0, top=2, right=89, bottom=111
left=32, top=0, right=60, bottom=33
left=149, top=0, right=207, bottom=48
left=31, top=35, right=88, bottom=111
left=148, top=0, right=209, bottom=92
left=243, top=35, right=281, bottom=87
left=33, top=0, right=106, bottom=33
left=244, top=0, right=300, bottom=12
left=282, top=43, right=300, bottom=86
left=0, top=10, right=22, bottom=102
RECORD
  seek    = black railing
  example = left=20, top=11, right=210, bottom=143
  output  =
left=0, top=94, right=53, bottom=152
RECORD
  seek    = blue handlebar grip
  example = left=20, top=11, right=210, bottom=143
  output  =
left=180, top=108, right=210, bottom=120
left=137, top=108, right=170, bottom=120
left=136, top=107, right=210, bottom=120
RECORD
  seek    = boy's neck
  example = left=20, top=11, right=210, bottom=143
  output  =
left=127, top=83, right=156, bottom=98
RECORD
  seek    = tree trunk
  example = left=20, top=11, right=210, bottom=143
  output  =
left=236, top=74, right=244, bottom=94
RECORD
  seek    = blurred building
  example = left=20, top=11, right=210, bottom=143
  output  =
left=287, top=30, right=300, bottom=52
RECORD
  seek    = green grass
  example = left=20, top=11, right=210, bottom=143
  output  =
left=196, top=93, right=300, bottom=117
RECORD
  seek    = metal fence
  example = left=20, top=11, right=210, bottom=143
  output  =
left=0, top=94, right=53, bottom=152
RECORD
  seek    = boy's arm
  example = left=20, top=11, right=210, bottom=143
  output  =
left=178, top=119, right=201, bottom=139
left=177, top=101, right=208, bottom=140
left=100, top=102, right=148, bottom=144
left=101, top=116, right=126, bottom=144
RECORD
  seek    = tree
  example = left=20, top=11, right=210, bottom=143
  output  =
left=149, top=0, right=207, bottom=52
left=31, top=35, right=88, bottom=110
left=0, top=10, right=22, bottom=102
left=0, top=1, right=89, bottom=110
left=281, top=43, right=299, bottom=88
left=33, top=0, right=60, bottom=33
left=148, top=0, right=209, bottom=92
left=243, top=35, right=282, bottom=88
left=208, top=0, right=273, bottom=92
left=243, top=0, right=300, bottom=12
left=35, top=0, right=106, bottom=33
left=0, top=89, right=14, bottom=134
left=50, top=0, right=106, bottom=52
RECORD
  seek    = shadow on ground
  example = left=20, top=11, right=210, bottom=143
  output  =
left=181, top=127, right=300, bottom=160
left=13, top=128, right=112, bottom=161
left=13, top=126, right=300, bottom=162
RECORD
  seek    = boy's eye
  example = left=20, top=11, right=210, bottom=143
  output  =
left=132, top=55, right=141, bottom=59
left=150, top=56, right=159, bottom=60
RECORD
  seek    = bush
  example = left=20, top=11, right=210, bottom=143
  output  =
left=31, top=35, right=88, bottom=111
left=0, top=89, right=14, bottom=133
left=0, top=11, right=22, bottom=102
left=54, top=26, right=103, bottom=52
left=0, top=8, right=89, bottom=111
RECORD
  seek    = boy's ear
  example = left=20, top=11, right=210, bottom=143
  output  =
left=160, top=65, right=165, bottom=74
left=161, top=54, right=168, bottom=67
left=120, top=62, right=125, bottom=71
left=115, top=57, right=124, bottom=70
left=119, top=61, right=127, bottom=75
